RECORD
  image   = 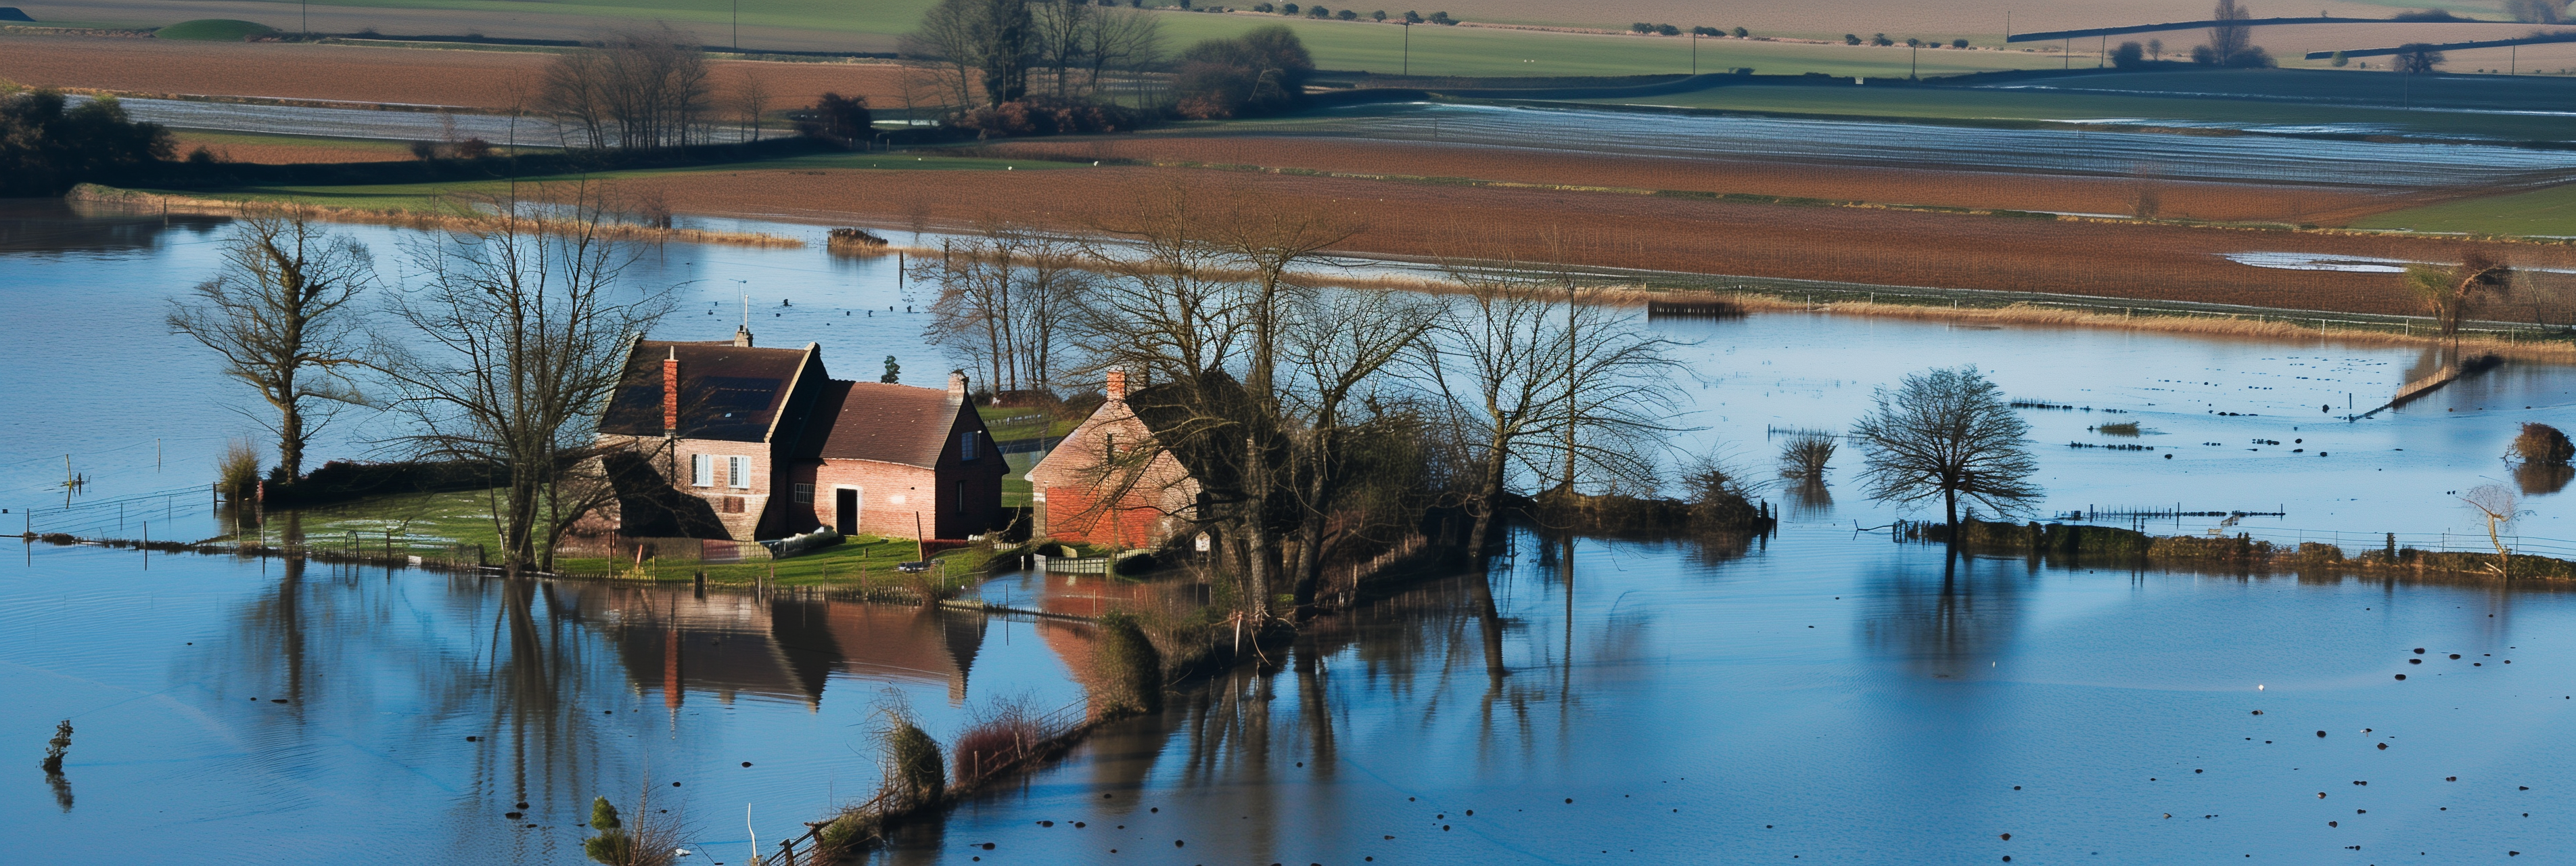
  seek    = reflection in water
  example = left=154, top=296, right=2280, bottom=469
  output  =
left=2516, top=461, right=2573, bottom=496
left=1865, top=551, right=2028, bottom=681
left=1787, top=479, right=1835, bottom=519
left=0, top=199, right=228, bottom=253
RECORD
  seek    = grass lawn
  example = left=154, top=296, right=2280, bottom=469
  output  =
left=1593, top=76, right=2576, bottom=141
left=162, top=152, right=1068, bottom=212
left=246, top=488, right=1004, bottom=589
left=2346, top=183, right=2576, bottom=237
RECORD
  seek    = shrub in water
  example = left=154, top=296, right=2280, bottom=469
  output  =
left=1091, top=612, right=1164, bottom=717
left=1778, top=433, right=1836, bottom=480
left=884, top=721, right=945, bottom=805
left=2512, top=422, right=2575, bottom=465
left=218, top=438, right=262, bottom=498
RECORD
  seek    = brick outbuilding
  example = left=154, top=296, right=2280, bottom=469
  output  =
left=1024, top=369, right=1201, bottom=549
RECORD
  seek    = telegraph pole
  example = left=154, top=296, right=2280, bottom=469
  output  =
left=1401, top=22, right=1412, bottom=76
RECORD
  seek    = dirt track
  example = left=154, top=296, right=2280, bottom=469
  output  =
left=635, top=163, right=2576, bottom=319
left=0, top=34, right=915, bottom=111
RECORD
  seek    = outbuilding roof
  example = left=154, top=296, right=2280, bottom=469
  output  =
left=797, top=380, right=966, bottom=468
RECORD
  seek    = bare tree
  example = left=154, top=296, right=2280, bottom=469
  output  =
left=378, top=183, right=674, bottom=574
left=1080, top=5, right=1163, bottom=100
left=2207, top=0, right=2253, bottom=62
left=167, top=207, right=377, bottom=480
left=2460, top=483, right=2526, bottom=578
left=1423, top=275, right=1684, bottom=556
left=538, top=26, right=715, bottom=150
left=733, top=72, right=771, bottom=142
left=1030, top=0, right=1095, bottom=99
left=1849, top=365, right=2040, bottom=534
left=907, top=0, right=1032, bottom=108
left=1279, top=286, right=1438, bottom=605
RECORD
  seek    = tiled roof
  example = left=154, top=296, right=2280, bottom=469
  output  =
left=599, top=340, right=814, bottom=442
left=798, top=380, right=965, bottom=468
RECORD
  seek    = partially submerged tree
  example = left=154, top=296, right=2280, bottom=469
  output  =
left=1849, top=365, right=2040, bottom=533
left=919, top=223, right=1088, bottom=396
left=1423, top=271, right=1686, bottom=555
left=379, top=183, right=673, bottom=575
left=167, top=208, right=378, bottom=481
left=2510, top=421, right=2575, bottom=466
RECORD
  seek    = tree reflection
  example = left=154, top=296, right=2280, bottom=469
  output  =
left=2514, top=461, right=2573, bottom=496
left=1864, top=551, right=2028, bottom=681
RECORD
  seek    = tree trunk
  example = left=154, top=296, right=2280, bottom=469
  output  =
left=1463, top=445, right=1510, bottom=557
left=1944, top=485, right=1959, bottom=543
left=276, top=403, right=306, bottom=481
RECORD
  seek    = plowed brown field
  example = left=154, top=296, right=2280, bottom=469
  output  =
left=974, top=135, right=2433, bottom=227
left=637, top=164, right=2576, bottom=319
left=0, top=34, right=913, bottom=110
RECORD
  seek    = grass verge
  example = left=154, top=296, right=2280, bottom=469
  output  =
left=228, top=487, right=1001, bottom=590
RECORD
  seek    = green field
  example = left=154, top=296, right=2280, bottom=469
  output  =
left=154, top=18, right=277, bottom=40
left=1586, top=69, right=2576, bottom=141
left=164, top=152, right=1069, bottom=212
left=2347, top=183, right=2576, bottom=237
left=71, top=0, right=2071, bottom=78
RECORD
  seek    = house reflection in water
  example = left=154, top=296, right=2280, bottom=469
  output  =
left=558, top=586, right=994, bottom=710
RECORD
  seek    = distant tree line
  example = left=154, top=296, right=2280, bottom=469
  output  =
left=0, top=86, right=172, bottom=196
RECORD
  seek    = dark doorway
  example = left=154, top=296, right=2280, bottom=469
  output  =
left=835, top=488, right=858, bottom=535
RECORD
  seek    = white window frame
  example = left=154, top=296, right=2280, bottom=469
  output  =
left=727, top=455, right=752, bottom=489
left=690, top=453, right=712, bottom=487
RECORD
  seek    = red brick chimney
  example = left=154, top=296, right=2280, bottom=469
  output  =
left=1105, top=368, right=1127, bottom=402
left=947, top=369, right=969, bottom=400
left=662, top=346, right=679, bottom=437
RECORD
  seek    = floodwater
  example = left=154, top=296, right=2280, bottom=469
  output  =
left=86, top=95, right=756, bottom=147
left=7, top=198, right=2576, bottom=863
left=0, top=543, right=1089, bottom=865
left=1281, top=102, right=2576, bottom=189
left=895, top=524, right=2576, bottom=865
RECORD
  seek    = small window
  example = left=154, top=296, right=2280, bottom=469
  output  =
left=956, top=480, right=967, bottom=515
left=961, top=430, right=979, bottom=461
left=728, top=456, right=751, bottom=489
left=793, top=483, right=814, bottom=504
left=691, top=454, right=712, bottom=487
left=722, top=496, right=745, bottom=514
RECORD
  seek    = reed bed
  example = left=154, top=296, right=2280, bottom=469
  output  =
left=68, top=184, right=804, bottom=248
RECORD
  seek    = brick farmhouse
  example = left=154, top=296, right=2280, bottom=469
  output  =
left=595, top=327, right=1007, bottom=542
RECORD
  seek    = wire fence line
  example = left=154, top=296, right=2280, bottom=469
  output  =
left=18, top=483, right=228, bottom=541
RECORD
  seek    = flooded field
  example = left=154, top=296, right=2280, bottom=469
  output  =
left=7, top=199, right=2567, bottom=546
left=1277, top=103, right=2576, bottom=189
left=906, top=524, right=2576, bottom=865
left=6, top=198, right=2576, bottom=864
